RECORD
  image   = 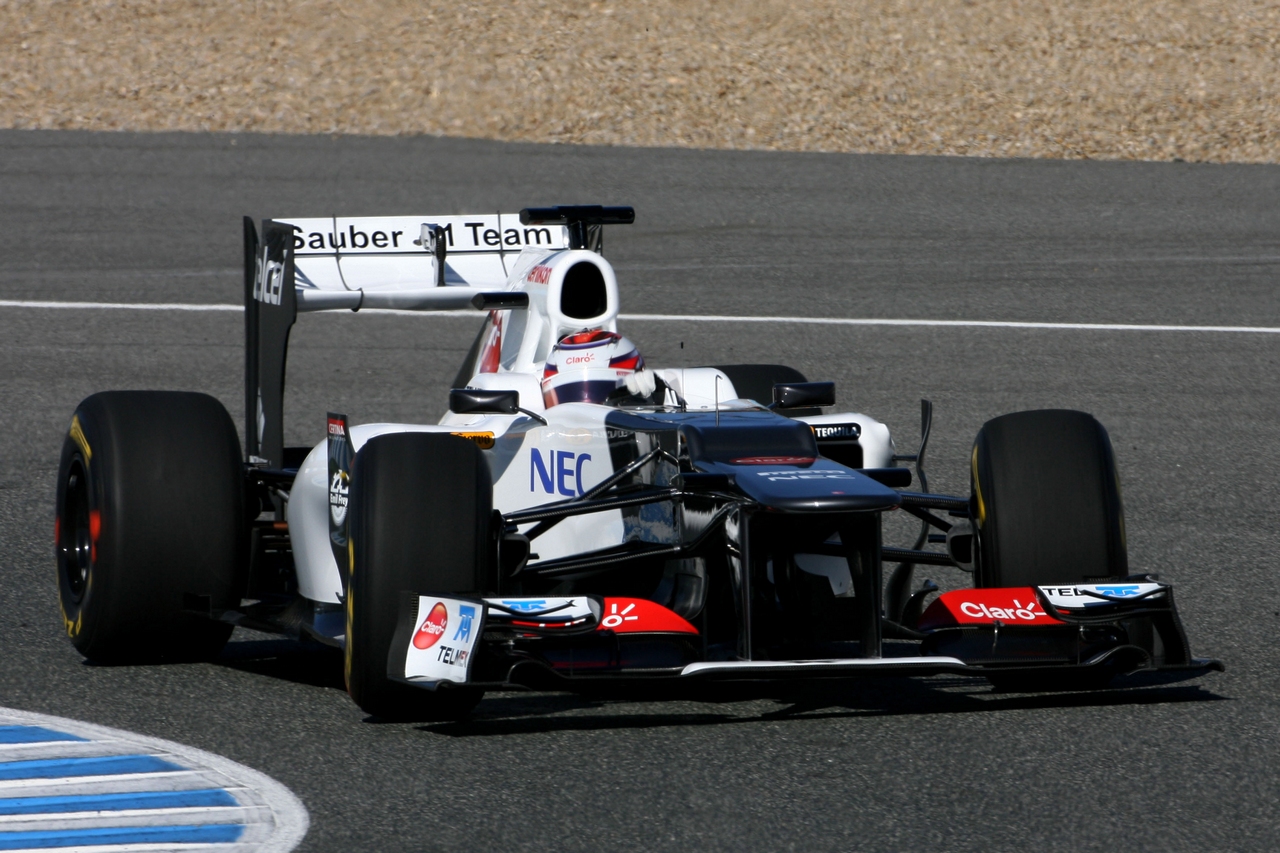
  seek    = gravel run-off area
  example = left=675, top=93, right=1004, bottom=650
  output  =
left=2, top=0, right=1278, bottom=163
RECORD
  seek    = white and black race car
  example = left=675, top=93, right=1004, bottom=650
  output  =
left=55, top=205, right=1221, bottom=719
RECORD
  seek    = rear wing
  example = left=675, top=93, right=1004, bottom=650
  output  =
left=241, top=206, right=633, bottom=466
left=243, top=214, right=546, bottom=466
left=285, top=214, right=568, bottom=299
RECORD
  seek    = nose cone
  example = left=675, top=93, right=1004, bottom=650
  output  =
left=701, top=457, right=902, bottom=513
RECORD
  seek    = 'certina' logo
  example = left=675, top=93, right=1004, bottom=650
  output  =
left=526, top=265, right=553, bottom=284
left=412, top=602, right=449, bottom=649
left=450, top=431, right=496, bottom=450
left=959, top=598, right=1048, bottom=622
left=327, top=420, right=345, bottom=436
left=254, top=244, right=284, bottom=305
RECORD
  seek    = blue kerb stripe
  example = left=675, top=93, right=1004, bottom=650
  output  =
left=0, top=754, right=182, bottom=781
left=0, top=823, right=244, bottom=849
left=0, top=727, right=86, bottom=746
left=0, top=787, right=236, bottom=815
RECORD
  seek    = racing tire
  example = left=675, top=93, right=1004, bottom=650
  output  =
left=55, top=391, right=245, bottom=664
left=972, top=409, right=1127, bottom=588
left=345, top=432, right=494, bottom=721
left=710, top=364, right=818, bottom=415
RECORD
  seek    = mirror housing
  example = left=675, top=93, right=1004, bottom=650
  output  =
left=450, top=388, right=520, bottom=416
left=449, top=388, right=548, bottom=425
left=771, top=381, right=835, bottom=410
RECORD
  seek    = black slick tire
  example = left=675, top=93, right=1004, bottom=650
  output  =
left=344, top=432, right=494, bottom=721
left=55, top=391, right=245, bottom=663
left=973, top=410, right=1130, bottom=692
left=972, top=409, right=1127, bottom=588
left=973, top=410, right=1135, bottom=691
left=710, top=364, right=817, bottom=415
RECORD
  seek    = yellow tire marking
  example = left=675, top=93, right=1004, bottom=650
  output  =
left=971, top=444, right=986, bottom=528
left=59, top=597, right=82, bottom=639
left=69, top=415, right=92, bottom=463
left=344, top=538, right=356, bottom=691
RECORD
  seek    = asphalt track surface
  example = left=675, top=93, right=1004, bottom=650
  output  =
left=2, top=129, right=1279, bottom=851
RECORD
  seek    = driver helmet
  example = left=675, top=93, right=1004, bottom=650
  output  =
left=542, top=330, right=645, bottom=407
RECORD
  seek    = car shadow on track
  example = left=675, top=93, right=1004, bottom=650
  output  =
left=217, top=637, right=347, bottom=691
left=210, top=638, right=1227, bottom=736
left=416, top=674, right=1228, bottom=737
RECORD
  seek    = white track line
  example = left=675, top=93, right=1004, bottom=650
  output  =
left=0, top=771, right=199, bottom=793
left=619, top=314, right=1280, bottom=334
left=0, top=804, right=254, bottom=826
left=0, top=840, right=232, bottom=845
left=0, top=301, right=239, bottom=312
left=0, top=299, right=1277, bottom=334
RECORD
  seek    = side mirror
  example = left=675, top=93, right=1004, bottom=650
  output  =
left=450, top=388, right=519, bottom=415
left=771, top=381, right=835, bottom=410
left=449, top=388, right=548, bottom=425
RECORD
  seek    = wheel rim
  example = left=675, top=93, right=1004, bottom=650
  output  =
left=59, top=458, right=93, bottom=602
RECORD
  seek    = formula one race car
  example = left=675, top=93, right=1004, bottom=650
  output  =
left=55, top=205, right=1222, bottom=719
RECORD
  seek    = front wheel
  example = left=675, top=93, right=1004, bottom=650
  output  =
left=970, top=409, right=1132, bottom=691
left=344, top=432, right=494, bottom=720
left=972, top=409, right=1127, bottom=588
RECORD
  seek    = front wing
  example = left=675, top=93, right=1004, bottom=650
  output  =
left=387, top=583, right=1222, bottom=692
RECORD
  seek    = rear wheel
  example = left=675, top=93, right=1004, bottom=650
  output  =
left=345, top=432, right=494, bottom=720
left=972, top=409, right=1127, bottom=588
left=55, top=391, right=245, bottom=663
left=710, top=364, right=818, bottom=415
